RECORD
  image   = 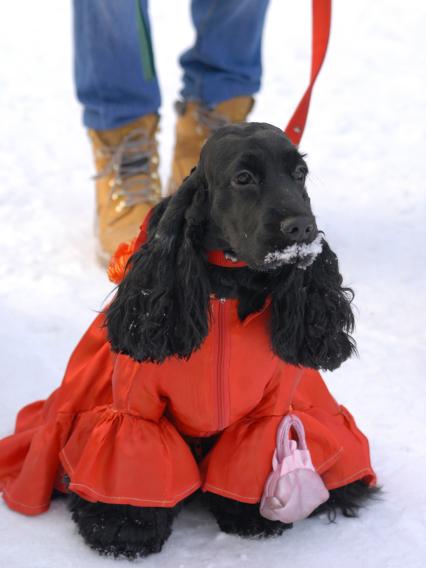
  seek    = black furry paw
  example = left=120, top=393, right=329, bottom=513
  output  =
left=68, top=493, right=181, bottom=559
left=205, top=493, right=292, bottom=538
left=310, top=481, right=382, bottom=521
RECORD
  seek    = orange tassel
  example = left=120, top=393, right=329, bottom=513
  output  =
left=107, top=238, right=137, bottom=284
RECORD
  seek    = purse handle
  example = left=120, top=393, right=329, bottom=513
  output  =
left=275, top=414, right=308, bottom=463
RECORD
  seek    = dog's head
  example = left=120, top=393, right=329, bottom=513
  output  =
left=202, top=122, right=319, bottom=271
left=106, top=122, right=355, bottom=370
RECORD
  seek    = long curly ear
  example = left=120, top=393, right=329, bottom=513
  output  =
left=270, top=238, right=356, bottom=371
left=105, top=167, right=211, bottom=363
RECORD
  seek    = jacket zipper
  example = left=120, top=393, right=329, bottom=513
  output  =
left=216, top=298, right=229, bottom=431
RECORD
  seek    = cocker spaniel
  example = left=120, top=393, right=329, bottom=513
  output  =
left=68, top=122, right=378, bottom=558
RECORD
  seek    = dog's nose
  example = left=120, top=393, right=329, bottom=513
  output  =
left=280, top=216, right=317, bottom=243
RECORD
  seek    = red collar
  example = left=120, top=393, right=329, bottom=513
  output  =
left=207, top=250, right=248, bottom=268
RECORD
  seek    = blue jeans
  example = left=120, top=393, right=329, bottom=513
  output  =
left=73, top=0, right=270, bottom=130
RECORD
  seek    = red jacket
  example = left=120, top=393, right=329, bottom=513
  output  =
left=0, top=221, right=376, bottom=516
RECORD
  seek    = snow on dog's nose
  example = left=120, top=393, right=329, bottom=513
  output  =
left=264, top=233, right=324, bottom=270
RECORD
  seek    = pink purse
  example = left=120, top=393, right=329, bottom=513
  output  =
left=260, top=414, right=330, bottom=523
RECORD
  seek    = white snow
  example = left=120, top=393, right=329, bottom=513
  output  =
left=1, top=1, right=426, bottom=567
left=264, top=233, right=323, bottom=268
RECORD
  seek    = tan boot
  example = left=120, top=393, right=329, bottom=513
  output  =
left=88, top=114, right=161, bottom=265
left=168, top=96, right=254, bottom=194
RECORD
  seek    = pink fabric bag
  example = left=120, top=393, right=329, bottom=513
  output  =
left=260, top=414, right=330, bottom=523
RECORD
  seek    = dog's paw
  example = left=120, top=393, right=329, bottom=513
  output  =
left=310, top=480, right=382, bottom=521
left=68, top=493, right=180, bottom=559
left=205, top=492, right=292, bottom=538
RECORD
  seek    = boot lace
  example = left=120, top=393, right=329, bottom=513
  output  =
left=195, top=105, right=230, bottom=133
left=175, top=100, right=231, bottom=135
left=94, top=127, right=160, bottom=210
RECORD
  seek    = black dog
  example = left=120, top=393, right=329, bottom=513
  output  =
left=69, top=122, right=378, bottom=558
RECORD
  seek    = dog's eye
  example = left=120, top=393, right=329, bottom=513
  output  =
left=293, top=165, right=308, bottom=183
left=233, top=171, right=256, bottom=186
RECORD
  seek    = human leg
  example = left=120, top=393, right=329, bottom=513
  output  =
left=169, top=0, right=270, bottom=192
left=180, top=0, right=270, bottom=105
left=73, top=0, right=160, bottom=130
left=73, top=0, right=162, bottom=262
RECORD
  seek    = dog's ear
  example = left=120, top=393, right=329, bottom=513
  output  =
left=105, top=166, right=211, bottom=363
left=270, top=238, right=356, bottom=371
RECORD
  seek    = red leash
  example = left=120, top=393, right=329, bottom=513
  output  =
left=284, top=0, right=332, bottom=145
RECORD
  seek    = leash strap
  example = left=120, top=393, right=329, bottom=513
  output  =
left=284, top=0, right=332, bottom=145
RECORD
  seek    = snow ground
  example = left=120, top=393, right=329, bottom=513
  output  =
left=0, top=1, right=425, bottom=567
